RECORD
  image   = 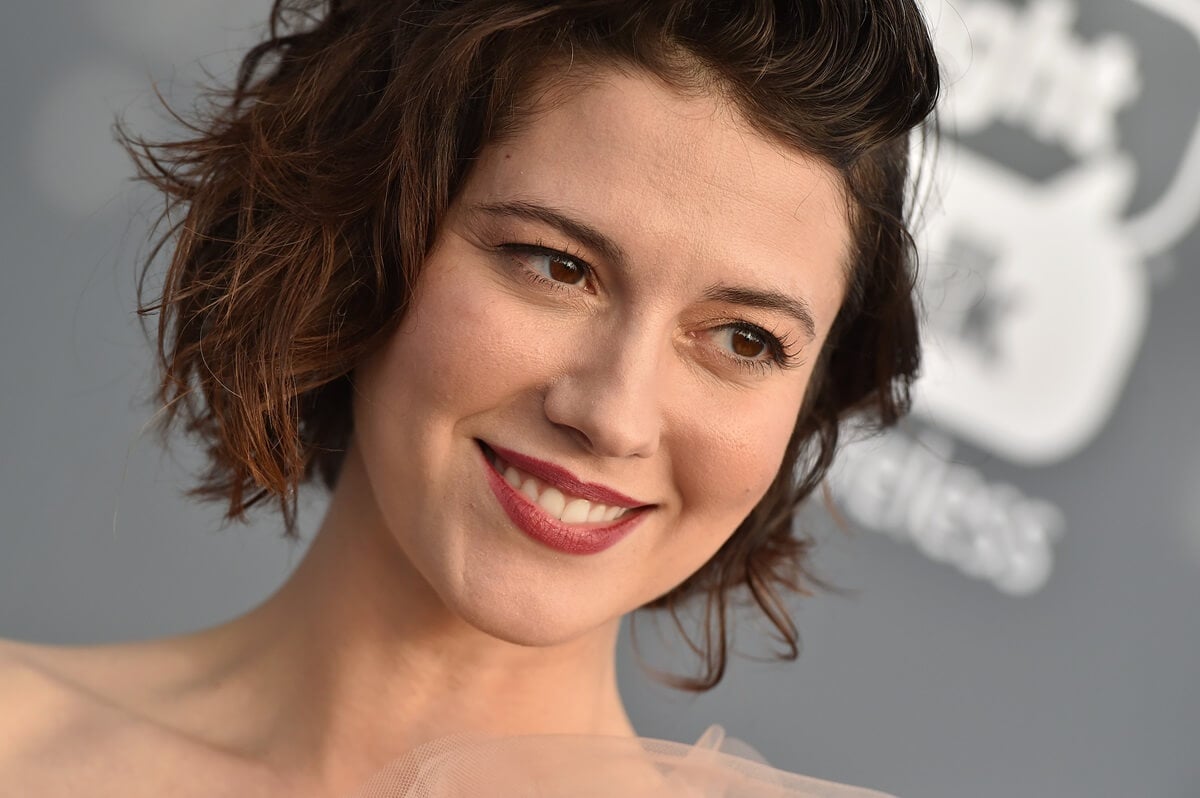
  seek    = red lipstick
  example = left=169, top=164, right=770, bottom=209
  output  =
left=484, top=442, right=647, bottom=509
left=478, top=444, right=649, bottom=555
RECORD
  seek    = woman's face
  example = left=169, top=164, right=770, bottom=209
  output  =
left=352, top=69, right=850, bottom=646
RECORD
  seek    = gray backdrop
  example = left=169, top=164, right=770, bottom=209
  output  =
left=2, top=2, right=1197, bottom=797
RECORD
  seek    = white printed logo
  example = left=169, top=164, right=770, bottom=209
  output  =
left=915, top=150, right=1145, bottom=464
left=831, top=0, right=1200, bottom=593
left=914, top=0, right=1200, bottom=464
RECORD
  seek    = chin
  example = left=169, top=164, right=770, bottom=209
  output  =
left=439, top=567, right=623, bottom=650
left=473, top=614, right=585, bottom=649
left=454, top=601, right=598, bottom=649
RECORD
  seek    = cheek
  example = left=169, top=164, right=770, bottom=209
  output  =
left=686, top=399, right=798, bottom=514
left=372, top=261, right=548, bottom=415
left=660, top=379, right=809, bottom=572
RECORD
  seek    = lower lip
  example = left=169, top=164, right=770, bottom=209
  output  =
left=479, top=447, right=647, bottom=555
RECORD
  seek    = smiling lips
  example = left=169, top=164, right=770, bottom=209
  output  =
left=478, top=441, right=651, bottom=555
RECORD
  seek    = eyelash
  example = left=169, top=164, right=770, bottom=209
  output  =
left=496, top=242, right=803, bottom=374
left=717, top=322, right=802, bottom=374
left=498, top=241, right=593, bottom=295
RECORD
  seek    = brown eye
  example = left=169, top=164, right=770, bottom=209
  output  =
left=545, top=255, right=586, bottom=285
left=522, top=250, right=589, bottom=286
left=500, top=244, right=594, bottom=290
left=708, top=324, right=796, bottom=375
left=729, top=328, right=766, bottom=358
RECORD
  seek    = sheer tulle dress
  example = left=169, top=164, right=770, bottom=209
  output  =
left=351, top=724, right=897, bottom=797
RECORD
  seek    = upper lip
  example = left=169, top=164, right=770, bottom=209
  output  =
left=481, top=441, right=651, bottom=510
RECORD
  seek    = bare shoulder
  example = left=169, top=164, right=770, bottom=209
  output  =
left=0, top=639, right=83, bottom=751
left=0, top=638, right=281, bottom=797
left=0, top=638, right=107, bottom=791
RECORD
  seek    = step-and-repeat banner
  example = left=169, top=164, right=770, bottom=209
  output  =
left=834, top=0, right=1200, bottom=597
left=2, top=3, right=1197, bottom=797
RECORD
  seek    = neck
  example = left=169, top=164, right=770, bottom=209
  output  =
left=207, top=450, right=635, bottom=794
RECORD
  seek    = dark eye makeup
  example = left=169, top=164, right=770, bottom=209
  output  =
left=497, top=242, right=593, bottom=292
left=713, top=322, right=801, bottom=374
left=495, top=241, right=803, bottom=375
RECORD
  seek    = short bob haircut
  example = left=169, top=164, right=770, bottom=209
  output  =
left=126, top=0, right=940, bottom=691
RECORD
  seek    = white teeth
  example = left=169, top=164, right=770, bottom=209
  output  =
left=561, top=499, right=591, bottom=524
left=520, top=479, right=540, bottom=502
left=537, top=487, right=566, bottom=518
left=496, top=455, right=636, bottom=524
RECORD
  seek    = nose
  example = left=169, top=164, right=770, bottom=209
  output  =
left=542, top=325, right=664, bottom=459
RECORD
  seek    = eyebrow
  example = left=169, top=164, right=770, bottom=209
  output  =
left=702, top=285, right=817, bottom=341
left=471, top=200, right=628, bottom=267
left=471, top=199, right=817, bottom=340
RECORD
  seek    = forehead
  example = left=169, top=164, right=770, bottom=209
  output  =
left=462, top=68, right=851, bottom=329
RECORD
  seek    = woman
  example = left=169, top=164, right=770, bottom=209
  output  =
left=0, top=1, right=939, bottom=795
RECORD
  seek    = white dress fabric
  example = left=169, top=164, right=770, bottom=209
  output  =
left=350, top=725, right=898, bottom=797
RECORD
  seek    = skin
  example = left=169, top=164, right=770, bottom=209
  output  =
left=0, top=68, right=850, bottom=796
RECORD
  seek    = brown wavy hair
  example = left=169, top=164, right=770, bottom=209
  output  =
left=124, top=0, right=940, bottom=691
